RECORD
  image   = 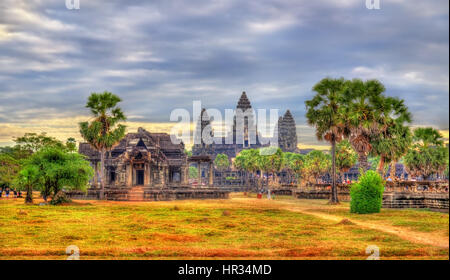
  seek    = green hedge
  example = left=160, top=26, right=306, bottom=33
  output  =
left=350, top=170, right=385, bottom=214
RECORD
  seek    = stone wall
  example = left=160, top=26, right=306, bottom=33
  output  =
left=292, top=181, right=449, bottom=211
left=65, top=187, right=230, bottom=201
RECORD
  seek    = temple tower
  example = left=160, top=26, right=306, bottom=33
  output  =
left=278, top=110, right=297, bottom=152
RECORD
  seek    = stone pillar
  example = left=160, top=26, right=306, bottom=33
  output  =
left=149, top=165, right=153, bottom=186
left=126, top=163, right=132, bottom=187
left=183, top=165, right=188, bottom=184
left=144, top=163, right=150, bottom=186
left=209, top=162, right=214, bottom=186
left=93, top=161, right=98, bottom=188
left=198, top=162, right=202, bottom=186
left=160, top=166, right=166, bottom=187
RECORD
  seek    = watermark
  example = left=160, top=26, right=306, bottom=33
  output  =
left=366, top=245, right=380, bottom=260
left=65, top=0, right=80, bottom=10
left=66, top=245, right=80, bottom=260
left=366, top=0, right=380, bottom=10
left=170, top=100, right=280, bottom=154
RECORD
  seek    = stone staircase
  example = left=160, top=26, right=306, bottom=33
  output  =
left=128, top=186, right=145, bottom=201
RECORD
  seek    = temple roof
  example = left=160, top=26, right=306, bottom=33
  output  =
left=236, top=91, right=252, bottom=110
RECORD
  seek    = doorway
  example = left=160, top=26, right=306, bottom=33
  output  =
left=136, top=170, right=144, bottom=185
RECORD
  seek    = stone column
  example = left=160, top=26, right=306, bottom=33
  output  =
left=93, top=161, right=98, bottom=188
left=144, top=163, right=150, bottom=186
left=149, top=164, right=153, bottom=186
left=160, top=166, right=166, bottom=187
left=126, top=163, right=132, bottom=187
left=197, top=162, right=202, bottom=186
left=183, top=165, right=188, bottom=184
left=209, top=162, right=214, bottom=186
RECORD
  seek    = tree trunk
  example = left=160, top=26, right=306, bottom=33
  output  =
left=100, top=149, right=106, bottom=199
left=25, top=185, right=33, bottom=204
left=377, top=155, right=385, bottom=177
left=330, top=139, right=339, bottom=204
left=358, top=153, right=369, bottom=172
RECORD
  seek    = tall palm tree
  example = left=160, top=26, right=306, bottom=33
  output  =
left=371, top=122, right=412, bottom=179
left=341, top=79, right=411, bottom=172
left=305, top=78, right=347, bottom=204
left=79, top=91, right=126, bottom=199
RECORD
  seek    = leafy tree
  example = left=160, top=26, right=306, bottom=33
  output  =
left=14, top=132, right=66, bottom=153
left=79, top=92, right=126, bottom=199
left=0, top=153, right=20, bottom=195
left=335, top=140, right=357, bottom=182
left=21, top=147, right=94, bottom=204
left=15, top=166, right=40, bottom=203
left=66, top=138, right=77, bottom=153
left=214, top=154, right=230, bottom=171
left=283, top=152, right=305, bottom=184
left=214, top=153, right=230, bottom=185
left=341, top=79, right=411, bottom=171
left=234, top=149, right=260, bottom=186
left=404, top=128, right=448, bottom=180
left=306, top=78, right=347, bottom=203
left=302, top=150, right=331, bottom=185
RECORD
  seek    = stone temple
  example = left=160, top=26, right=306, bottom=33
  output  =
left=192, top=91, right=298, bottom=159
left=79, top=127, right=189, bottom=188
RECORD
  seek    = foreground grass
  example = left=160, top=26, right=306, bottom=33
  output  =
left=0, top=194, right=448, bottom=260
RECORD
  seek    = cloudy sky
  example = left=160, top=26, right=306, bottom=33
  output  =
left=0, top=0, right=448, bottom=149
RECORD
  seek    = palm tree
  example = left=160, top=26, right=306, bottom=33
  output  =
left=335, top=140, right=357, bottom=182
left=79, top=91, right=126, bottom=199
left=305, top=78, right=346, bottom=203
left=341, top=79, right=411, bottom=172
left=371, top=122, right=412, bottom=180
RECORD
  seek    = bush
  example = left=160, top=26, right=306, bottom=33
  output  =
left=350, top=170, right=385, bottom=214
left=49, top=191, right=72, bottom=205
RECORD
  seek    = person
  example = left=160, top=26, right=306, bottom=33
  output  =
left=13, top=189, right=17, bottom=198
left=5, top=187, right=10, bottom=199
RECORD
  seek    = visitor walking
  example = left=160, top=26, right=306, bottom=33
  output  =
left=5, top=187, right=10, bottom=199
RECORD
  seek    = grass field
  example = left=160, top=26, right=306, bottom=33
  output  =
left=0, top=193, right=448, bottom=260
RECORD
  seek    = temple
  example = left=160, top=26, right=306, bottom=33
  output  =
left=79, top=127, right=189, bottom=188
left=192, top=91, right=298, bottom=159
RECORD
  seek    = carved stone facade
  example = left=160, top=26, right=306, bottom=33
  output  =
left=79, top=127, right=188, bottom=188
left=192, top=91, right=298, bottom=160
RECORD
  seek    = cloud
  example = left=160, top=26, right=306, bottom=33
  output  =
left=0, top=0, right=448, bottom=149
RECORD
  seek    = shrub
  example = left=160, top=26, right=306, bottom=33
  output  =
left=49, top=191, right=72, bottom=205
left=350, top=170, right=385, bottom=214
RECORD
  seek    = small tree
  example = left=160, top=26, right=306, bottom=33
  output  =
left=284, top=152, right=304, bottom=184
left=22, top=147, right=94, bottom=204
left=302, top=150, right=331, bottom=185
left=16, top=166, right=40, bottom=203
left=214, top=154, right=230, bottom=185
left=350, top=170, right=384, bottom=214
left=189, top=166, right=198, bottom=179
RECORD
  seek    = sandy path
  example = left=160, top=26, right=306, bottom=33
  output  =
left=234, top=198, right=449, bottom=249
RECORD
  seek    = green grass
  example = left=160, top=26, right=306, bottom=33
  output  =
left=0, top=194, right=448, bottom=260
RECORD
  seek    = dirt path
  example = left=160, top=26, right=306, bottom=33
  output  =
left=234, top=198, right=449, bottom=249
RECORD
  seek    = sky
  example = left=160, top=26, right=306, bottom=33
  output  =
left=0, top=0, right=448, bottom=149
